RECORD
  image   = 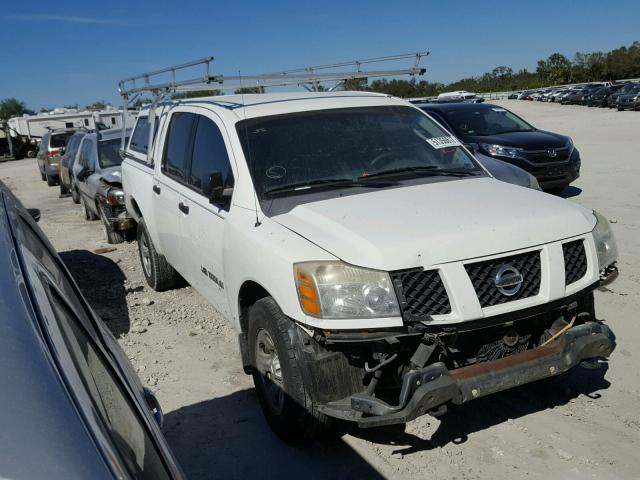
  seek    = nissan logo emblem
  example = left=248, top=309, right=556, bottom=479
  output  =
left=547, top=149, right=557, bottom=158
left=494, top=264, right=524, bottom=296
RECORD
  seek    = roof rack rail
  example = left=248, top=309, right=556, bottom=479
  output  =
left=118, top=51, right=429, bottom=99
left=117, top=51, right=429, bottom=156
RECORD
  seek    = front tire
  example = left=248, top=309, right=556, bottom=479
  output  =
left=249, top=297, right=331, bottom=443
left=98, top=204, right=124, bottom=244
left=81, top=197, right=98, bottom=221
left=137, top=219, right=179, bottom=291
left=46, top=174, right=57, bottom=186
left=70, top=181, right=80, bottom=204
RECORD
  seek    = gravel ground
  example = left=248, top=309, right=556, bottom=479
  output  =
left=2, top=100, right=639, bottom=479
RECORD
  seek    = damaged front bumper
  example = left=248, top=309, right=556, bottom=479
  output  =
left=319, top=321, right=615, bottom=428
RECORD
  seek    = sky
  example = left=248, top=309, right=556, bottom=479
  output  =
left=1, top=0, right=639, bottom=110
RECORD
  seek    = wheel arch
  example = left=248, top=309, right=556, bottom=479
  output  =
left=237, top=280, right=273, bottom=373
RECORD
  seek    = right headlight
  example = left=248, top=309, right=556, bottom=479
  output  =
left=480, top=143, right=524, bottom=159
left=294, top=262, right=400, bottom=319
left=592, top=210, right=618, bottom=270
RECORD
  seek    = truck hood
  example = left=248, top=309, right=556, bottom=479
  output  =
left=272, top=178, right=595, bottom=270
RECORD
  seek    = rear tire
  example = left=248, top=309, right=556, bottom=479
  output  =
left=59, top=182, right=70, bottom=195
left=137, top=219, right=179, bottom=291
left=249, top=297, right=331, bottom=444
left=40, top=170, right=46, bottom=181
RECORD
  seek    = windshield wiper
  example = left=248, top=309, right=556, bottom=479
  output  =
left=263, top=178, right=395, bottom=196
left=359, top=166, right=480, bottom=180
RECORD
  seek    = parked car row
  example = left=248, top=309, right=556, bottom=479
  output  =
left=37, top=126, right=136, bottom=243
left=508, top=81, right=640, bottom=110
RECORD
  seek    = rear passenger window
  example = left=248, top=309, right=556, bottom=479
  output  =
left=189, top=116, right=234, bottom=195
left=130, top=117, right=150, bottom=153
left=162, top=113, right=195, bottom=180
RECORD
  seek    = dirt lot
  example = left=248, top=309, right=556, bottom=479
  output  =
left=2, top=100, right=639, bottom=479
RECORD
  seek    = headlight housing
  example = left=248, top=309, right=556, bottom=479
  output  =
left=592, top=210, right=618, bottom=270
left=294, top=262, right=400, bottom=319
left=107, top=188, right=125, bottom=206
left=480, top=143, right=524, bottom=159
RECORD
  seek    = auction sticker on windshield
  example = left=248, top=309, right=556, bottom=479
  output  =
left=426, top=136, right=462, bottom=149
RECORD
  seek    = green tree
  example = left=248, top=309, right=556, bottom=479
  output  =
left=234, top=86, right=265, bottom=94
left=0, top=98, right=27, bottom=120
left=86, top=101, right=107, bottom=110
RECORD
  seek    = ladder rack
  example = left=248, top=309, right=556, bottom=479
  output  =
left=117, top=51, right=429, bottom=156
left=118, top=51, right=429, bottom=98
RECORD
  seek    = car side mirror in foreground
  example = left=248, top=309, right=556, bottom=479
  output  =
left=27, top=208, right=41, bottom=222
left=205, top=172, right=233, bottom=205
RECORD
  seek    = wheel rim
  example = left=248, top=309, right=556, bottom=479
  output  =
left=139, top=232, right=152, bottom=277
left=255, top=329, right=284, bottom=414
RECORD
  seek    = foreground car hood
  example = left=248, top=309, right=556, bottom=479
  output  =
left=273, top=178, right=595, bottom=270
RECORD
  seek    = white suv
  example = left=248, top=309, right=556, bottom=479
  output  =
left=122, top=91, right=618, bottom=442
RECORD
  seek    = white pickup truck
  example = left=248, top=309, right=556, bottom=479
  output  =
left=122, top=91, right=618, bottom=442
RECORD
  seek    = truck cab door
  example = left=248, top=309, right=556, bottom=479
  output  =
left=176, top=109, right=235, bottom=318
left=153, top=110, right=196, bottom=274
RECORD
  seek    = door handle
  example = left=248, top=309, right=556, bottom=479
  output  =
left=152, top=185, right=161, bottom=195
left=178, top=202, right=189, bottom=214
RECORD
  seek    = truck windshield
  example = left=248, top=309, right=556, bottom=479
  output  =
left=237, top=106, right=482, bottom=199
left=98, top=138, right=128, bottom=168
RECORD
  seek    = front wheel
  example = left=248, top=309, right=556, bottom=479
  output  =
left=81, top=197, right=98, bottom=221
left=249, top=297, right=331, bottom=443
left=46, top=173, right=57, bottom=186
left=70, top=181, right=80, bottom=204
left=98, top=204, right=124, bottom=244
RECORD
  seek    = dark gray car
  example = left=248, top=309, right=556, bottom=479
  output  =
left=74, top=129, right=135, bottom=243
left=0, top=180, right=184, bottom=479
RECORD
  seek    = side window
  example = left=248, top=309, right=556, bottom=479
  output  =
left=80, top=138, right=96, bottom=170
left=161, top=112, right=195, bottom=180
left=189, top=115, right=234, bottom=202
left=129, top=117, right=150, bottom=154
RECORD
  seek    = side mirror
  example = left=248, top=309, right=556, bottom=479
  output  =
left=204, top=172, right=233, bottom=205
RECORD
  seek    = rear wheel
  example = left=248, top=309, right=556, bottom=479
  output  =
left=137, top=219, right=179, bottom=291
left=59, top=181, right=70, bottom=195
left=40, top=170, right=46, bottom=181
left=249, top=297, right=331, bottom=443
